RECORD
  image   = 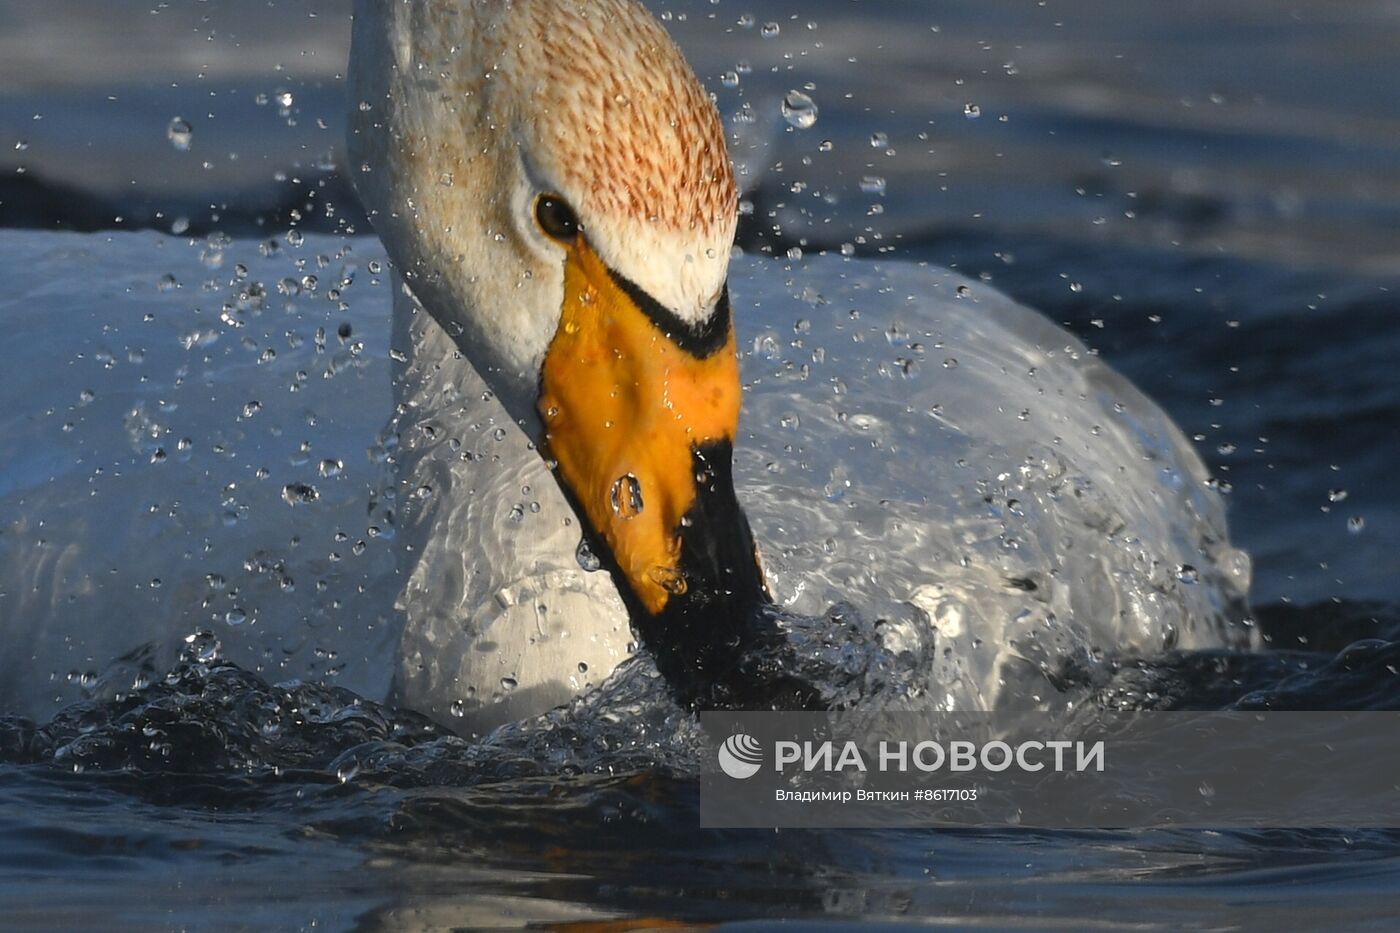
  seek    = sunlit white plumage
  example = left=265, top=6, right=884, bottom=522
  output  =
left=347, top=0, right=1252, bottom=730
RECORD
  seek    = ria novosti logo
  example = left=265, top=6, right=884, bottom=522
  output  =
left=717, top=733, right=764, bottom=779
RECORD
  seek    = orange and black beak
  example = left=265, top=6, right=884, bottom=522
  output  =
left=538, top=236, right=770, bottom=698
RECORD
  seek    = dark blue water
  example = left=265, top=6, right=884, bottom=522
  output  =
left=3, top=0, right=1400, bottom=928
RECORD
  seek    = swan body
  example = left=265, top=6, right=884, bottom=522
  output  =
left=384, top=245, right=1252, bottom=729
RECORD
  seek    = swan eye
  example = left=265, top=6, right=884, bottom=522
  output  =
left=534, top=193, right=580, bottom=245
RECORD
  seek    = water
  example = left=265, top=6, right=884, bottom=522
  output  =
left=2, top=0, right=1400, bottom=928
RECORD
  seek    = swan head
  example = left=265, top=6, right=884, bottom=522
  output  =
left=348, top=0, right=767, bottom=675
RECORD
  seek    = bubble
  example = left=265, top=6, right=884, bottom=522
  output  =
left=166, top=117, right=192, bottom=151
left=869, top=131, right=889, bottom=148
left=319, top=458, right=344, bottom=477
left=963, top=103, right=982, bottom=119
left=1176, top=564, right=1200, bottom=585
left=859, top=176, right=887, bottom=196
left=1348, top=516, right=1365, bottom=534
left=781, top=90, right=819, bottom=129
left=1328, top=488, right=1348, bottom=503
left=721, top=70, right=740, bottom=88
left=760, top=22, right=780, bottom=38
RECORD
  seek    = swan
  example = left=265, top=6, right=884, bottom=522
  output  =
left=346, top=0, right=1251, bottom=732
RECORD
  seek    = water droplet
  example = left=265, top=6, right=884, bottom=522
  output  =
left=963, top=103, right=982, bottom=119
left=1328, top=488, right=1348, bottom=503
left=182, top=630, right=221, bottom=664
left=576, top=538, right=602, bottom=572
left=319, top=458, right=343, bottom=477
left=282, top=483, right=320, bottom=506
left=500, top=677, right=518, bottom=692
left=610, top=474, right=644, bottom=519
left=781, top=90, right=818, bottom=129
left=450, top=700, right=466, bottom=718
left=166, top=117, right=192, bottom=151
left=224, top=608, right=247, bottom=626
left=859, top=175, right=886, bottom=196
left=1176, top=564, right=1200, bottom=585
left=869, top=131, right=889, bottom=148
left=721, top=70, right=740, bottom=88
left=649, top=565, right=688, bottom=596
left=760, top=22, right=780, bottom=38
left=1348, top=516, right=1366, bottom=534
